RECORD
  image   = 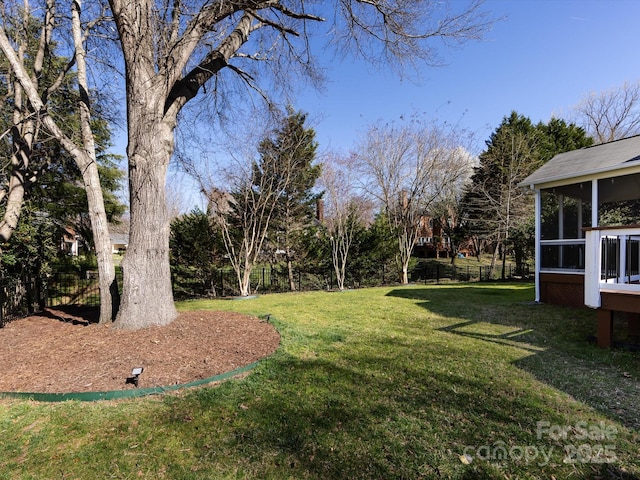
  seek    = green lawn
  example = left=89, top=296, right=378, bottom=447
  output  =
left=1, top=283, right=639, bottom=479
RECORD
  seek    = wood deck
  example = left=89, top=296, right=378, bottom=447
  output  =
left=597, top=290, right=640, bottom=348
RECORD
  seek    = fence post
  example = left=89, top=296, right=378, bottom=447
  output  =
left=436, top=263, right=440, bottom=284
left=479, top=266, right=482, bottom=282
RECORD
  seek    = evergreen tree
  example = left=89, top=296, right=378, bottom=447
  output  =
left=258, top=107, right=322, bottom=290
left=537, top=117, right=594, bottom=162
left=0, top=204, right=57, bottom=277
left=463, top=112, right=592, bottom=275
left=170, top=208, right=224, bottom=298
left=349, top=212, right=397, bottom=285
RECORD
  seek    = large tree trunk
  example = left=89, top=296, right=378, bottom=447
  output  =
left=330, top=237, right=348, bottom=291
left=0, top=171, right=25, bottom=242
left=114, top=120, right=177, bottom=328
left=398, top=232, right=411, bottom=285
left=401, top=263, right=409, bottom=284
left=72, top=0, right=119, bottom=324
left=109, top=0, right=178, bottom=328
left=489, top=240, right=500, bottom=279
left=82, top=164, right=120, bottom=323
left=0, top=130, right=30, bottom=242
left=239, top=268, right=252, bottom=297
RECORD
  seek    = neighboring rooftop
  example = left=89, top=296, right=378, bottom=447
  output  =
left=110, top=233, right=129, bottom=245
left=520, top=135, right=640, bottom=187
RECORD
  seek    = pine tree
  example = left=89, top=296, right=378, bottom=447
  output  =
left=463, top=112, right=592, bottom=276
left=170, top=208, right=224, bottom=297
left=258, top=107, right=322, bottom=290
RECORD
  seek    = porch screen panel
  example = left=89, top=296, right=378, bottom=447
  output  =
left=539, top=183, right=591, bottom=272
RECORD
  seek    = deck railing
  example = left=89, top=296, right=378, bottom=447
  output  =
left=584, top=225, right=640, bottom=307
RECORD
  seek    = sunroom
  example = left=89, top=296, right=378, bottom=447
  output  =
left=520, top=135, right=640, bottom=347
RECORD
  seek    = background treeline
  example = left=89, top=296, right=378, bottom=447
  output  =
left=4, top=79, right=640, bottom=301
left=168, top=108, right=596, bottom=298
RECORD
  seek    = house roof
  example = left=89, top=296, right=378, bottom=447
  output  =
left=520, top=135, right=640, bottom=188
left=110, top=233, right=129, bottom=245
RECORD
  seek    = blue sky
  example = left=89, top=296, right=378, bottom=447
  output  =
left=294, top=0, right=640, bottom=154
left=158, top=0, right=640, bottom=210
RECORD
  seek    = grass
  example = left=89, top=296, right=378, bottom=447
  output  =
left=1, top=283, right=639, bottom=479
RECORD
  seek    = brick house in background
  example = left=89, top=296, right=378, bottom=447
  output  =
left=413, top=216, right=449, bottom=258
left=413, top=215, right=476, bottom=258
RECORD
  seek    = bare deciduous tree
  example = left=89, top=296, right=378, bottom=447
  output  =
left=207, top=151, right=294, bottom=297
left=321, top=153, right=371, bottom=291
left=108, top=0, right=493, bottom=327
left=572, top=80, right=640, bottom=144
left=3, top=0, right=494, bottom=328
left=428, top=148, right=475, bottom=264
left=0, top=1, right=62, bottom=243
left=0, top=0, right=119, bottom=323
left=356, top=121, right=472, bottom=283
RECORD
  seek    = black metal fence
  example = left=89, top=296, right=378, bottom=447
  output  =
left=410, top=262, right=531, bottom=284
left=46, top=271, right=104, bottom=307
left=0, top=271, right=118, bottom=326
left=0, top=261, right=531, bottom=325
left=0, top=276, right=46, bottom=328
left=171, top=264, right=397, bottom=298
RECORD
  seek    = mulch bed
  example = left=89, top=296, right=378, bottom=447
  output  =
left=0, top=307, right=280, bottom=394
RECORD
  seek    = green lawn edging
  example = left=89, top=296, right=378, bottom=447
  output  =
left=0, top=360, right=261, bottom=402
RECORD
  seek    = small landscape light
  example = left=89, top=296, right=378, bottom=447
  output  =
left=126, top=367, right=144, bottom=388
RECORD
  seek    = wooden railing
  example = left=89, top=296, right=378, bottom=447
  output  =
left=584, top=225, right=640, bottom=308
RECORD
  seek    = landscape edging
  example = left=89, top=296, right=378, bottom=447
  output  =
left=0, top=360, right=260, bottom=402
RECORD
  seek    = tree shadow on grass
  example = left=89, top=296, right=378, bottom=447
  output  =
left=174, top=354, right=546, bottom=478
left=173, top=340, right=640, bottom=480
left=33, top=305, right=100, bottom=325
left=386, top=286, right=640, bottom=433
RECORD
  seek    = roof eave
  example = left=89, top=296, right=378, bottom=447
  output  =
left=519, top=160, right=640, bottom=189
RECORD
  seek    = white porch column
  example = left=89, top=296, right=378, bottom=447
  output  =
left=584, top=179, right=600, bottom=308
left=534, top=187, right=541, bottom=302
left=584, top=228, right=602, bottom=308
